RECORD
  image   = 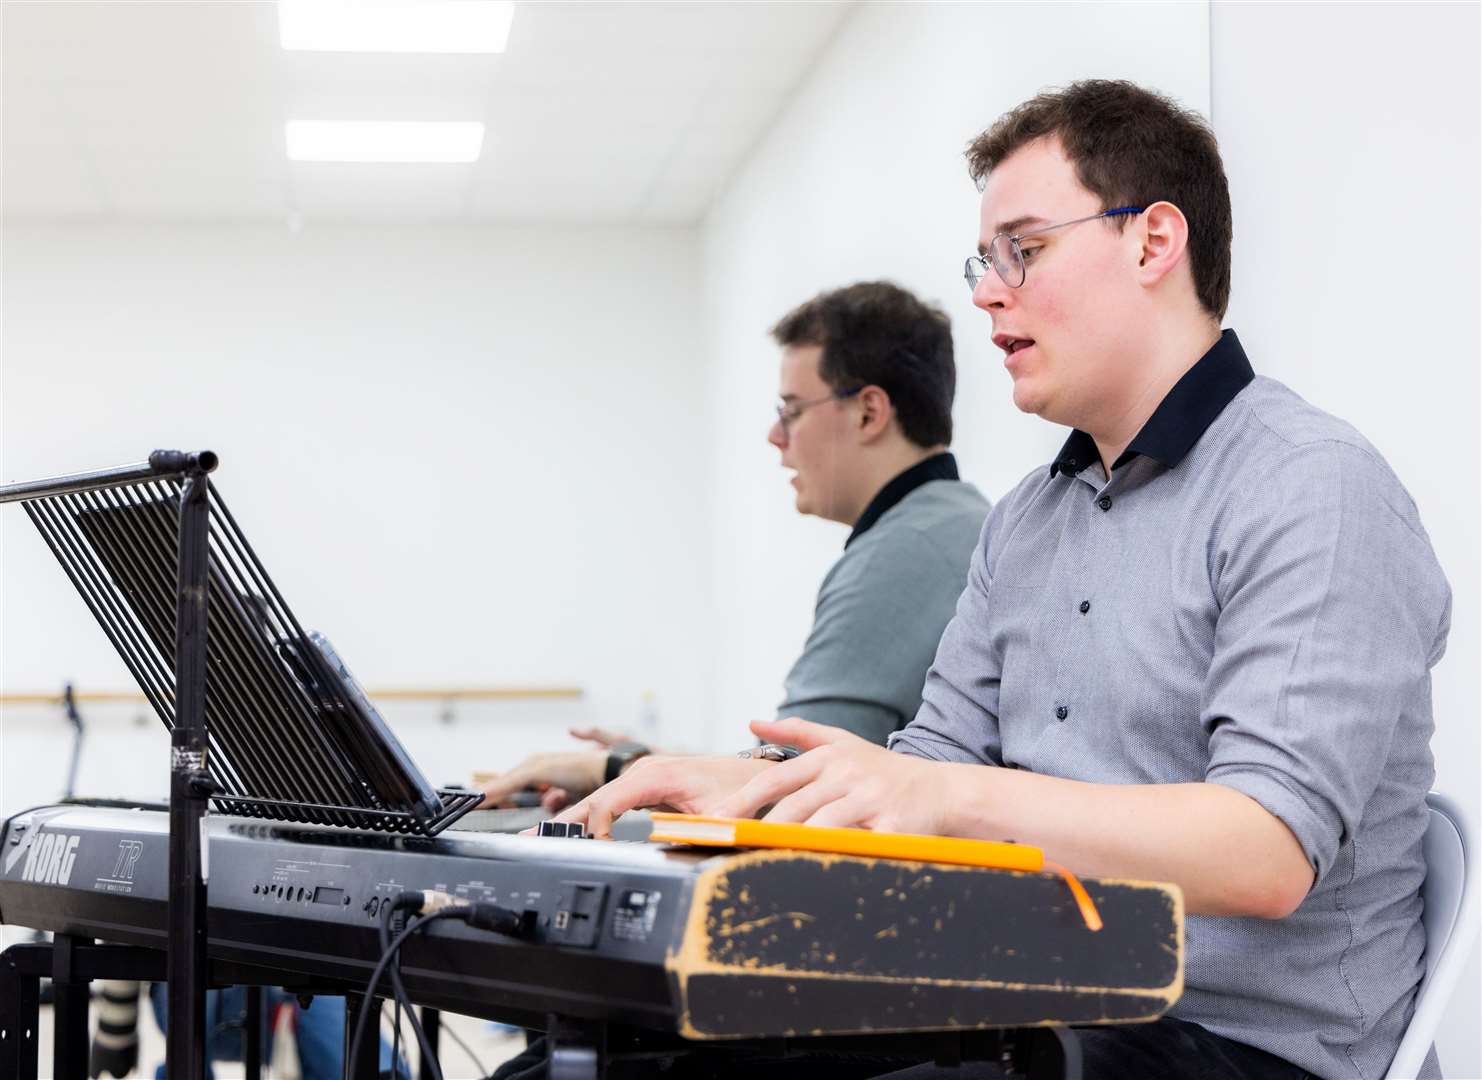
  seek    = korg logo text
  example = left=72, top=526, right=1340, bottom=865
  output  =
left=21, top=831, right=81, bottom=885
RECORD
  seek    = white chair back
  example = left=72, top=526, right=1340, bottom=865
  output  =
left=1385, top=791, right=1479, bottom=1079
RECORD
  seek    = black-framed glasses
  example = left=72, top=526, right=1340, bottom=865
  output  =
left=774, top=385, right=863, bottom=438
left=963, top=206, right=1146, bottom=290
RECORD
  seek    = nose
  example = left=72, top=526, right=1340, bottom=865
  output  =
left=972, top=268, right=1010, bottom=312
left=768, top=416, right=788, bottom=450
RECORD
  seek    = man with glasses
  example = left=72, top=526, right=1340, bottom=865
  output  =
left=476, top=281, right=990, bottom=812
left=554, top=80, right=1450, bottom=1080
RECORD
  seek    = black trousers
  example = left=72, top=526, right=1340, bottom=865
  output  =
left=489, top=1018, right=1310, bottom=1080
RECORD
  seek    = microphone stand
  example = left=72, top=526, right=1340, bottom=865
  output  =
left=61, top=681, right=85, bottom=801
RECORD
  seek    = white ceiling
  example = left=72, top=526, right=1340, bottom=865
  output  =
left=1, top=1, right=853, bottom=226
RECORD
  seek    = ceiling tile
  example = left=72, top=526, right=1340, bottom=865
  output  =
left=2, top=0, right=856, bottom=225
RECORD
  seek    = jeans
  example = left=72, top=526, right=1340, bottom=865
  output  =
left=148, top=983, right=408, bottom=1080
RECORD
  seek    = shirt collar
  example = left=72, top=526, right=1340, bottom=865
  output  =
left=1050, top=329, right=1255, bottom=479
left=847, top=452, right=959, bottom=548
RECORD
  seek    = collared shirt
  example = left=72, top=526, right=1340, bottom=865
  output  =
left=847, top=452, right=961, bottom=547
left=780, top=459, right=989, bottom=745
left=890, top=330, right=1451, bottom=1079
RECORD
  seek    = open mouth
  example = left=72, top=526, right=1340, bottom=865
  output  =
left=993, top=331, right=1036, bottom=360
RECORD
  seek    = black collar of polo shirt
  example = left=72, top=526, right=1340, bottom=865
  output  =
left=1050, top=329, right=1255, bottom=479
left=846, top=451, right=960, bottom=548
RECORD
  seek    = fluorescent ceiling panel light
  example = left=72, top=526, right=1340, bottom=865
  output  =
left=279, top=1, right=515, bottom=54
left=286, top=121, right=485, bottom=163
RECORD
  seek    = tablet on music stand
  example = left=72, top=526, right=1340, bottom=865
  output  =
left=68, top=490, right=467, bottom=834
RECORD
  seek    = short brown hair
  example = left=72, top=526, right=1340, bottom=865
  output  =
left=771, top=281, right=955, bottom=448
left=966, top=79, right=1232, bottom=319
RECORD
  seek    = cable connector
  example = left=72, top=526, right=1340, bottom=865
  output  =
left=411, top=889, right=465, bottom=915
left=387, top=888, right=466, bottom=916
left=452, top=900, right=526, bottom=936
left=387, top=888, right=525, bottom=935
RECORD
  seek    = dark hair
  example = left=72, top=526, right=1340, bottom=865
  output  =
left=965, top=79, right=1232, bottom=320
left=770, top=281, right=955, bottom=448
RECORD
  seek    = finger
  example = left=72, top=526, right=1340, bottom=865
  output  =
left=554, top=793, right=594, bottom=829
left=541, top=787, right=571, bottom=813
left=476, top=762, right=539, bottom=806
left=750, top=716, right=857, bottom=751
left=556, top=782, right=621, bottom=838
left=587, top=792, right=618, bottom=839
left=568, top=725, right=628, bottom=747
left=711, top=754, right=824, bottom=820
left=563, top=764, right=678, bottom=839
left=805, top=797, right=873, bottom=831
left=760, top=779, right=848, bottom=824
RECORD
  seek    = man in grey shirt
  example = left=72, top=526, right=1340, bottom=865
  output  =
left=478, top=281, right=989, bottom=809
left=565, top=83, right=1451, bottom=1080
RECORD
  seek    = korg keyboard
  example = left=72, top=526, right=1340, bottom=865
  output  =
left=1, top=803, right=1182, bottom=1041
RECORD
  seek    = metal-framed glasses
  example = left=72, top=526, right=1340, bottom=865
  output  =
left=963, top=206, right=1146, bottom=290
left=774, top=385, right=863, bottom=438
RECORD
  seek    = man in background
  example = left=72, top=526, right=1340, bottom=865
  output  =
left=477, top=281, right=991, bottom=810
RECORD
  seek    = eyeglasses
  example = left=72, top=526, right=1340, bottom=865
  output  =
left=963, top=206, right=1145, bottom=291
left=774, top=385, right=862, bottom=439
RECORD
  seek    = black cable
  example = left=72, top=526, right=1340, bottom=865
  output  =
left=389, top=969, right=436, bottom=1079
left=380, top=896, right=443, bottom=1080
left=347, top=910, right=458, bottom=1080
left=379, top=1010, right=414, bottom=1080
left=355, top=890, right=525, bottom=1080
left=391, top=994, right=403, bottom=1080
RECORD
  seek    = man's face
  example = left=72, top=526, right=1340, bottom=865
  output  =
left=972, top=136, right=1141, bottom=428
left=768, top=343, right=857, bottom=522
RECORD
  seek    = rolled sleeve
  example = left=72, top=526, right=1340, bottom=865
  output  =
left=1201, top=442, right=1450, bottom=882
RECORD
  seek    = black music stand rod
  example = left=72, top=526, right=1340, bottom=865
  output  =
left=166, top=451, right=218, bottom=1080
left=1, top=449, right=220, bottom=1077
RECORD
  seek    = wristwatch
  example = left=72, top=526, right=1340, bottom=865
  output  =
left=604, top=741, right=650, bottom=784
left=736, top=743, right=802, bottom=762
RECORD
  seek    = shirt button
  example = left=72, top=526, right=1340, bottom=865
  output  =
left=1055, top=705, right=1069, bottom=721
left=1097, top=495, right=1113, bottom=512
left=1078, top=600, right=1091, bottom=614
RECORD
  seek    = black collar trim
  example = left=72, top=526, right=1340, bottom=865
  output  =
left=847, top=452, right=959, bottom=548
left=1050, top=329, right=1254, bottom=479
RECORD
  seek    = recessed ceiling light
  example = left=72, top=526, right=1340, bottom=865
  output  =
left=285, top=121, right=485, bottom=163
left=278, top=1, right=516, bottom=54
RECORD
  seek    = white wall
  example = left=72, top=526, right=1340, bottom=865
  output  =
left=698, top=1, right=1479, bottom=1073
left=698, top=0, right=1211, bottom=740
left=1, top=224, right=711, bottom=813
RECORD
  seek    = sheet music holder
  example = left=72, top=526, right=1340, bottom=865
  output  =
left=3, top=449, right=481, bottom=1078
left=3, top=453, right=480, bottom=835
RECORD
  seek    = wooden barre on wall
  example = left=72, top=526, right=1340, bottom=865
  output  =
left=0, top=686, right=585, bottom=706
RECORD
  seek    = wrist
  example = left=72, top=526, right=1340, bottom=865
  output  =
left=939, top=761, right=998, bottom=839
left=604, top=741, right=650, bottom=784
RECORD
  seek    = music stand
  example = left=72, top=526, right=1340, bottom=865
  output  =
left=0, top=450, right=481, bottom=1077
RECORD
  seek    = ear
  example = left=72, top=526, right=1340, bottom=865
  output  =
left=1135, top=200, right=1190, bottom=290
left=854, top=385, right=895, bottom=444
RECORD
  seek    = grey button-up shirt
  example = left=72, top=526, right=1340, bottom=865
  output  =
left=890, top=331, right=1451, bottom=1080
